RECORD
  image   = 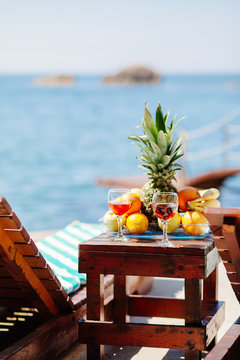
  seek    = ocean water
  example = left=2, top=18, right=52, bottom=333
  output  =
left=0, top=74, right=240, bottom=231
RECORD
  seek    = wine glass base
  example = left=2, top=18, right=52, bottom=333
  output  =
left=111, top=234, right=129, bottom=242
left=156, top=239, right=175, bottom=247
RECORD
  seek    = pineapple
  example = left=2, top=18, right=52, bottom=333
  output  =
left=128, top=103, right=184, bottom=222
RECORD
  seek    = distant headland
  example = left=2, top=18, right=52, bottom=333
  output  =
left=34, top=75, right=75, bottom=86
left=102, top=65, right=160, bottom=84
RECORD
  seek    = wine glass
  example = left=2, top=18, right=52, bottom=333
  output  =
left=152, top=192, right=178, bottom=247
left=108, top=189, right=133, bottom=241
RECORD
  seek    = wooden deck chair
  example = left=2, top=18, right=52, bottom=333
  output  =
left=0, top=196, right=152, bottom=359
left=205, top=207, right=240, bottom=360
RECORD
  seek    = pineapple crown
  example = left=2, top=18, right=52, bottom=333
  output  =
left=128, top=102, right=185, bottom=185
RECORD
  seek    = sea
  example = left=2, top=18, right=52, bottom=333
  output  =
left=0, top=74, right=240, bottom=231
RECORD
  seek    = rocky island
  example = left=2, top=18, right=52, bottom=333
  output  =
left=34, top=75, right=75, bottom=86
left=103, top=65, right=160, bottom=84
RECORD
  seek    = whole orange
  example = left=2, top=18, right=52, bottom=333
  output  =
left=178, top=187, right=200, bottom=212
left=182, top=211, right=208, bottom=236
left=126, top=212, right=148, bottom=234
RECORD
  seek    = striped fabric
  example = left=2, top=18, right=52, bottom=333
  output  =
left=37, top=221, right=104, bottom=294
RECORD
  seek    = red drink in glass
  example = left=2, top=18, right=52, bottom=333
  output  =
left=153, top=203, right=178, bottom=221
left=108, top=202, right=131, bottom=216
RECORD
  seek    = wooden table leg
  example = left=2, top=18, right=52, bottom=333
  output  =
left=203, top=268, right=217, bottom=303
left=185, top=279, right=202, bottom=360
left=203, top=268, right=218, bottom=350
left=113, top=275, right=129, bottom=322
left=86, top=273, right=104, bottom=360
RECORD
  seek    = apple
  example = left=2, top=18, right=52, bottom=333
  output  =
left=103, top=210, right=119, bottom=232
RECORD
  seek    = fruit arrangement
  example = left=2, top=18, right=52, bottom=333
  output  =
left=103, top=185, right=221, bottom=236
left=103, top=102, right=221, bottom=237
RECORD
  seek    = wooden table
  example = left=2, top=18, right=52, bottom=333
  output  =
left=78, top=233, right=225, bottom=360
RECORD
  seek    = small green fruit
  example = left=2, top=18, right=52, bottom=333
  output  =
left=103, top=210, right=119, bottom=232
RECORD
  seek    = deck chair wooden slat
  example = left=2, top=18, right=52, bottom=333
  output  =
left=4, top=227, right=31, bottom=244
left=205, top=207, right=240, bottom=360
left=0, top=197, right=12, bottom=215
left=15, top=239, right=39, bottom=256
left=0, top=212, right=22, bottom=230
left=32, top=264, right=56, bottom=280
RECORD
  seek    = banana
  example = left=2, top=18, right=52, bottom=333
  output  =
left=188, top=199, right=221, bottom=212
left=187, top=188, right=220, bottom=212
left=198, top=188, right=220, bottom=200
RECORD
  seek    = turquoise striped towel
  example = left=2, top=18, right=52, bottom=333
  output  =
left=37, top=221, right=104, bottom=294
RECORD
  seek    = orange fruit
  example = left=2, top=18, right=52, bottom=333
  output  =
left=182, top=211, right=208, bottom=236
left=178, top=187, right=200, bottom=212
left=126, top=212, right=148, bottom=234
left=121, top=192, right=141, bottom=216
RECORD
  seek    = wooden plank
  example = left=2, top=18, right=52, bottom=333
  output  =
left=113, top=275, right=128, bottom=322
left=219, top=249, right=232, bottom=262
left=223, top=218, right=240, bottom=277
left=86, top=273, right=104, bottom=321
left=0, top=212, right=22, bottom=230
left=204, top=268, right=217, bottom=303
left=203, top=301, right=225, bottom=347
left=41, top=278, right=61, bottom=290
left=79, top=250, right=206, bottom=278
left=78, top=321, right=206, bottom=350
left=15, top=240, right=39, bottom=256
left=0, top=228, right=59, bottom=318
left=205, top=324, right=240, bottom=360
left=213, top=237, right=228, bottom=250
left=4, top=227, right=30, bottom=244
left=128, top=295, right=220, bottom=319
left=79, top=235, right=214, bottom=255
left=32, top=265, right=55, bottom=280
left=185, top=279, right=202, bottom=360
left=23, top=254, right=46, bottom=268
left=227, top=272, right=239, bottom=283
left=86, top=273, right=104, bottom=359
left=47, top=289, right=73, bottom=312
left=224, top=262, right=237, bottom=273
left=128, top=295, right=185, bottom=318
left=0, top=197, right=12, bottom=215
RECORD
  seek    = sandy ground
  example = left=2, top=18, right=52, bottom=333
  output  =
left=31, top=231, right=240, bottom=360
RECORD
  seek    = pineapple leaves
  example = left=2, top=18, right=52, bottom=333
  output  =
left=162, top=155, right=170, bottom=167
left=143, top=103, right=158, bottom=143
left=128, top=135, right=149, bottom=146
left=157, top=130, right=167, bottom=155
left=155, top=103, right=165, bottom=132
left=149, top=141, right=163, bottom=161
left=128, top=102, right=185, bottom=185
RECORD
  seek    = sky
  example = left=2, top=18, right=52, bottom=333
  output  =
left=0, top=0, right=240, bottom=74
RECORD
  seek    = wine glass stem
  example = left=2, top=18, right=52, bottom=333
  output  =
left=117, top=216, right=123, bottom=237
left=162, top=221, right=168, bottom=243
